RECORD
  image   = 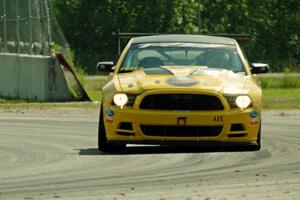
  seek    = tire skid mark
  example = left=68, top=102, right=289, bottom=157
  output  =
left=0, top=111, right=300, bottom=199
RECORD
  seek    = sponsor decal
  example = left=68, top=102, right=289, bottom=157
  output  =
left=105, top=119, right=114, bottom=123
left=249, top=110, right=259, bottom=125
left=250, top=110, right=259, bottom=119
left=214, top=115, right=223, bottom=122
left=177, top=117, right=187, bottom=126
left=128, top=83, right=134, bottom=88
left=155, top=80, right=161, bottom=84
left=250, top=121, right=259, bottom=125
left=106, top=109, right=114, bottom=117
left=166, top=76, right=199, bottom=87
left=105, top=108, right=114, bottom=122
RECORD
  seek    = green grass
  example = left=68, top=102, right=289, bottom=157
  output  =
left=259, top=76, right=300, bottom=89
left=0, top=101, right=99, bottom=111
left=82, top=75, right=300, bottom=109
left=84, top=76, right=107, bottom=101
left=1, top=75, right=300, bottom=110
left=0, top=96, right=25, bottom=104
left=86, top=89, right=102, bottom=101
left=0, top=96, right=99, bottom=111
left=262, top=88, right=300, bottom=109
left=84, top=88, right=300, bottom=110
left=258, top=75, right=300, bottom=109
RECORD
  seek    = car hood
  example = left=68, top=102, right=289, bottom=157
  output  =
left=114, top=66, right=252, bottom=94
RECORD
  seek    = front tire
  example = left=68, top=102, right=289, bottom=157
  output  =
left=254, top=123, right=261, bottom=150
left=98, top=104, right=126, bottom=153
left=247, top=122, right=261, bottom=151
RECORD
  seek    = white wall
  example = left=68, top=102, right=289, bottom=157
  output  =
left=0, top=53, right=72, bottom=101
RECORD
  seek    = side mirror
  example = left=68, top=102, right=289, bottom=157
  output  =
left=96, top=61, right=115, bottom=72
left=251, top=63, right=269, bottom=74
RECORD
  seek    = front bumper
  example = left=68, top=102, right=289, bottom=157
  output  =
left=102, top=104, right=261, bottom=144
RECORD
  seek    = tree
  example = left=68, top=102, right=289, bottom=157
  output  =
left=52, top=0, right=198, bottom=73
left=52, top=0, right=300, bottom=73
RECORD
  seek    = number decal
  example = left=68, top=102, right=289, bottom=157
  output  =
left=214, top=116, right=223, bottom=122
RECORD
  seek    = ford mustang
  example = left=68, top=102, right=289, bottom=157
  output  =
left=97, top=34, right=269, bottom=153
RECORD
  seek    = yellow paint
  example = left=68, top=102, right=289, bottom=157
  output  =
left=100, top=38, right=262, bottom=144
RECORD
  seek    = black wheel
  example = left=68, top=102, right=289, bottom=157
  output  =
left=256, top=123, right=261, bottom=150
left=98, top=104, right=126, bottom=153
left=247, top=122, right=261, bottom=151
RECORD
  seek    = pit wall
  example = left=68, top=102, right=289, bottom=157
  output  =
left=0, top=53, right=72, bottom=101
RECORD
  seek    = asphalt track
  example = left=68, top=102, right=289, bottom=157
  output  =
left=0, top=109, right=300, bottom=200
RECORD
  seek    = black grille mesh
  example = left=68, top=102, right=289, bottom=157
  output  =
left=140, top=94, right=224, bottom=110
left=141, top=125, right=223, bottom=137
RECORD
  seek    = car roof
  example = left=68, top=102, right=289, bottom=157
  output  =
left=130, top=34, right=236, bottom=46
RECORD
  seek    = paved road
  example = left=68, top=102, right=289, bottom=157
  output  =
left=0, top=109, right=300, bottom=200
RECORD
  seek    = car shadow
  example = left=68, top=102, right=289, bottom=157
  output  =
left=78, top=145, right=256, bottom=156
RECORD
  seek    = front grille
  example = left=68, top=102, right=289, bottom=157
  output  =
left=140, top=125, right=223, bottom=137
left=139, top=94, right=224, bottom=110
left=230, top=123, right=244, bottom=131
left=119, top=122, right=133, bottom=130
left=228, top=133, right=246, bottom=138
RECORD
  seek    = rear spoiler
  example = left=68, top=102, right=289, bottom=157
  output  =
left=117, top=32, right=250, bottom=54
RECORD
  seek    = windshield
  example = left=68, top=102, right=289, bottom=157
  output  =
left=120, top=43, right=245, bottom=73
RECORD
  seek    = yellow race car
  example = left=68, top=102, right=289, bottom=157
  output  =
left=97, top=34, right=269, bottom=152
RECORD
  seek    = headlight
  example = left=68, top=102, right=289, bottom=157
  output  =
left=236, top=95, right=251, bottom=109
left=225, top=95, right=252, bottom=109
left=113, top=93, right=128, bottom=109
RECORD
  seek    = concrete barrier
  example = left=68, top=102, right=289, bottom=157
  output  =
left=0, top=53, right=72, bottom=101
